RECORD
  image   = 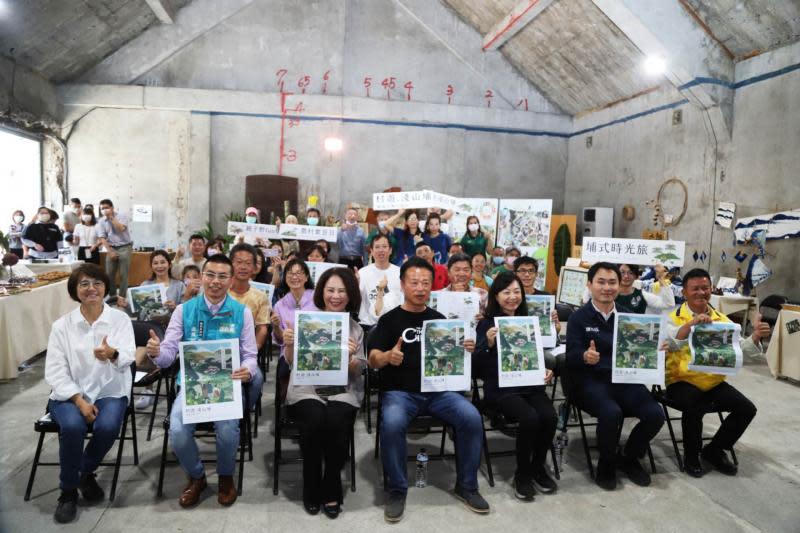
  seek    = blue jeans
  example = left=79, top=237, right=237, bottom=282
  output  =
left=380, top=390, right=483, bottom=495
left=48, top=396, right=128, bottom=490
left=169, top=391, right=240, bottom=478
left=247, top=367, right=264, bottom=410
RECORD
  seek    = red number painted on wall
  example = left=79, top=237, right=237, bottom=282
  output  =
left=288, top=102, right=304, bottom=128
left=381, top=77, right=396, bottom=100
left=276, top=69, right=288, bottom=93
left=364, top=76, right=372, bottom=98
left=485, top=89, right=494, bottom=108
left=322, top=70, right=330, bottom=95
left=446, top=84, right=454, bottom=105
left=516, top=98, right=528, bottom=111
left=404, top=81, right=414, bottom=101
left=297, top=75, right=311, bottom=94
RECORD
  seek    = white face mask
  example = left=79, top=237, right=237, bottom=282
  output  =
left=245, top=216, right=257, bottom=224
left=468, top=223, right=479, bottom=232
left=378, top=220, right=387, bottom=230
left=101, top=208, right=112, bottom=217
left=81, top=214, right=92, bottom=222
left=207, top=249, right=219, bottom=257
left=72, top=207, right=81, bottom=214
left=38, top=213, right=51, bottom=223
left=13, top=215, right=23, bottom=223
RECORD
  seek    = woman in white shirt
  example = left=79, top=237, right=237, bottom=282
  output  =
left=72, top=206, right=100, bottom=264
left=44, top=264, right=135, bottom=524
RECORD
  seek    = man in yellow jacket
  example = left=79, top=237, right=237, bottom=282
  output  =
left=665, top=268, right=770, bottom=477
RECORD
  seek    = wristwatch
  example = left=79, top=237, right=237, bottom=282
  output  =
left=111, top=350, right=119, bottom=362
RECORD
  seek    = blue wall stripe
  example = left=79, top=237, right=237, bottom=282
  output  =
left=190, top=58, right=800, bottom=139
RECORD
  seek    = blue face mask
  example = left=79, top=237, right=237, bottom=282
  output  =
left=378, top=220, right=387, bottom=230
left=307, top=217, right=319, bottom=226
left=492, top=256, right=504, bottom=265
left=245, top=216, right=257, bottom=224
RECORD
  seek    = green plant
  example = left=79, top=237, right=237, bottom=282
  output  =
left=553, top=224, right=572, bottom=273
left=0, top=230, right=8, bottom=253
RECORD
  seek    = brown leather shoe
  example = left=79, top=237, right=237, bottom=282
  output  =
left=179, top=475, right=207, bottom=508
left=218, top=475, right=237, bottom=506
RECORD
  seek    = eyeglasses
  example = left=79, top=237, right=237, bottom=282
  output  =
left=286, top=270, right=307, bottom=278
left=78, top=280, right=105, bottom=289
left=202, top=271, right=232, bottom=281
left=516, top=268, right=536, bottom=275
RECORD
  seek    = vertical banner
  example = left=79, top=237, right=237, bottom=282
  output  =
left=293, top=311, right=350, bottom=385
left=421, top=319, right=470, bottom=392
left=689, top=322, right=743, bottom=376
left=495, top=316, right=545, bottom=387
left=497, top=199, right=553, bottom=289
left=611, top=313, right=666, bottom=385
left=525, top=294, right=557, bottom=348
left=179, top=339, right=243, bottom=424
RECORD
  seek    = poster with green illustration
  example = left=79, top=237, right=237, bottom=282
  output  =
left=495, top=316, right=545, bottom=387
left=689, top=322, right=743, bottom=376
left=496, top=199, right=553, bottom=290
left=611, top=313, right=665, bottom=385
left=421, top=319, right=470, bottom=392
left=179, top=339, right=242, bottom=424
left=525, top=294, right=556, bottom=347
left=293, top=310, right=350, bottom=385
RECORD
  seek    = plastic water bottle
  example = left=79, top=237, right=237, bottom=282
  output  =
left=415, top=448, right=429, bottom=488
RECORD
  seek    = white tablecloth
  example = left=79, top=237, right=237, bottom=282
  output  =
left=20, top=260, right=84, bottom=275
left=766, top=309, right=800, bottom=380
left=0, top=280, right=79, bottom=380
left=710, top=294, right=758, bottom=332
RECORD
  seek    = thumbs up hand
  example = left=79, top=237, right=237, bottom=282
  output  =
left=387, top=337, right=404, bottom=366
left=94, top=336, right=116, bottom=361
left=584, top=339, right=600, bottom=365
left=146, top=329, right=161, bottom=358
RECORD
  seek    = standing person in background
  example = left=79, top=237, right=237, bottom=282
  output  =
left=277, top=214, right=301, bottom=256
left=460, top=216, right=490, bottom=258
left=73, top=206, right=100, bottom=265
left=205, top=238, right=225, bottom=257
left=358, top=234, right=402, bottom=330
left=171, top=234, right=207, bottom=278
left=489, top=246, right=505, bottom=271
left=490, top=247, right=521, bottom=278
left=367, top=211, right=397, bottom=264
left=385, top=209, right=423, bottom=266
left=414, top=241, right=449, bottom=291
left=470, top=252, right=493, bottom=291
left=299, top=207, right=323, bottom=259
left=61, top=198, right=82, bottom=251
left=7, top=210, right=26, bottom=258
left=336, top=207, right=367, bottom=270
left=22, top=207, right=63, bottom=259
left=422, top=212, right=452, bottom=265
left=95, top=199, right=133, bottom=299
left=615, top=263, right=675, bottom=315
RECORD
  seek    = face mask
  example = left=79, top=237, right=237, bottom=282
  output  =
left=307, top=217, right=319, bottom=226
left=468, top=223, right=479, bottom=232
left=13, top=215, right=23, bottom=223
left=81, top=214, right=92, bottom=222
left=492, top=256, right=504, bottom=265
left=245, top=216, right=257, bottom=224
left=378, top=221, right=387, bottom=230
left=506, top=257, right=517, bottom=266
left=39, top=214, right=51, bottom=223
left=207, top=249, right=219, bottom=257
left=102, top=209, right=112, bottom=217
left=72, top=207, right=81, bottom=214
left=346, top=220, right=356, bottom=225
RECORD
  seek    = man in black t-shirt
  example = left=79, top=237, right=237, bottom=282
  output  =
left=368, top=257, right=488, bottom=523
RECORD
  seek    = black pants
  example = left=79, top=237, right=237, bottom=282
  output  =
left=339, top=256, right=364, bottom=271
left=287, top=399, right=356, bottom=504
left=666, top=381, right=756, bottom=458
left=492, top=388, right=557, bottom=477
left=578, top=376, right=664, bottom=464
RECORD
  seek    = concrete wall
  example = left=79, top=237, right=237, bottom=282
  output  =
left=565, top=42, right=800, bottom=300
left=0, top=56, right=60, bottom=129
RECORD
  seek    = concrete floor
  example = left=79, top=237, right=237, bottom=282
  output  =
left=1, top=356, right=798, bottom=533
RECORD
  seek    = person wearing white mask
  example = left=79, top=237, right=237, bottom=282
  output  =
left=73, top=206, right=100, bottom=264
left=8, top=210, right=27, bottom=258
left=460, top=216, right=491, bottom=258
left=22, top=206, right=63, bottom=259
left=336, top=207, right=367, bottom=270
left=61, top=198, right=82, bottom=249
left=95, top=199, right=133, bottom=298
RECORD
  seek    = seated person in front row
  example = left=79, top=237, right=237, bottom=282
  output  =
left=282, top=267, right=366, bottom=519
left=368, top=257, right=488, bottom=523
left=45, top=264, right=136, bottom=524
left=566, top=262, right=665, bottom=490
left=665, top=268, right=769, bottom=477
left=145, top=254, right=258, bottom=508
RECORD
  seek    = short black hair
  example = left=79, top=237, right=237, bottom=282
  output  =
left=189, top=233, right=205, bottom=242
left=484, top=271, right=527, bottom=319
left=447, top=252, right=471, bottom=270
left=619, top=263, right=641, bottom=276
left=181, top=264, right=200, bottom=277
left=304, top=244, right=329, bottom=261
left=505, top=246, right=521, bottom=256
left=588, top=262, right=620, bottom=282
left=279, top=257, right=314, bottom=293
left=99, top=198, right=114, bottom=208
left=415, top=240, right=432, bottom=250
left=682, top=268, right=711, bottom=286
left=369, top=232, right=392, bottom=249
left=400, top=256, right=435, bottom=281
left=306, top=207, right=321, bottom=217
left=67, top=263, right=110, bottom=302
left=313, top=267, right=361, bottom=319
left=202, top=253, right=234, bottom=275
left=69, top=198, right=81, bottom=205
left=514, top=256, right=539, bottom=272
left=229, top=242, right=259, bottom=266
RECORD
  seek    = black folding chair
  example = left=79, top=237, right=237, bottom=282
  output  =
left=272, top=358, right=356, bottom=495
left=651, top=385, right=738, bottom=471
left=25, top=364, right=139, bottom=502
left=131, top=321, right=166, bottom=441
left=156, top=361, right=252, bottom=497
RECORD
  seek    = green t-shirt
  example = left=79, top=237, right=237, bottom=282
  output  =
left=460, top=232, right=487, bottom=257
left=490, top=264, right=515, bottom=277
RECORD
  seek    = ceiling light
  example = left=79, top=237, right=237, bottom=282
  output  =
left=643, top=55, right=667, bottom=76
left=324, top=137, right=343, bottom=152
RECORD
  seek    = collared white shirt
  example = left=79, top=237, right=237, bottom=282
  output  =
left=45, top=304, right=136, bottom=402
left=591, top=300, right=616, bottom=322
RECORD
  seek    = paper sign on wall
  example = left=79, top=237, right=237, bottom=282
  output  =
left=132, top=205, right=153, bottom=223
left=581, top=237, right=685, bottom=267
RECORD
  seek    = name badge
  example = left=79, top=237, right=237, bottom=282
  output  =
left=218, top=323, right=236, bottom=334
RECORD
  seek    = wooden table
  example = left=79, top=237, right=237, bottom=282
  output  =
left=99, top=251, right=163, bottom=288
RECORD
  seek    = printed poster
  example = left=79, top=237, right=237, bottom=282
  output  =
left=250, top=282, right=275, bottom=302
left=227, top=221, right=281, bottom=240
left=612, top=313, right=666, bottom=386
left=306, top=261, right=345, bottom=285
left=689, top=322, right=743, bottom=376
left=293, top=311, right=349, bottom=386
left=373, top=190, right=458, bottom=211
left=127, top=284, right=169, bottom=320
left=525, top=294, right=557, bottom=348
left=497, top=199, right=552, bottom=290
left=428, top=290, right=481, bottom=339
left=279, top=223, right=338, bottom=243
left=179, top=339, right=243, bottom=424
left=581, top=237, right=685, bottom=267
left=421, top=319, right=470, bottom=392
left=448, top=198, right=499, bottom=246
left=557, top=266, right=588, bottom=307
left=495, top=316, right=546, bottom=387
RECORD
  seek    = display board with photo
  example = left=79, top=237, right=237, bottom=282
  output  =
left=495, top=316, right=546, bottom=387
left=179, top=339, right=243, bottom=424
left=428, top=290, right=481, bottom=340
left=689, top=322, right=743, bottom=376
left=496, top=199, right=553, bottom=289
left=421, top=319, right=470, bottom=392
left=250, top=281, right=275, bottom=302
left=611, top=313, right=666, bottom=385
left=127, top=285, right=169, bottom=321
left=293, top=311, right=350, bottom=386
left=525, top=294, right=557, bottom=348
